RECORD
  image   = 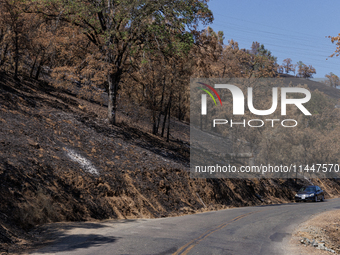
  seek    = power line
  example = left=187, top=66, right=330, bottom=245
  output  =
left=207, top=23, right=340, bottom=69
left=213, top=12, right=334, bottom=42
left=202, top=13, right=340, bottom=75
left=212, top=20, right=334, bottom=55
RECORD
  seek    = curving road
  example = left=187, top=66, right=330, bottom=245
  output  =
left=30, top=198, right=340, bottom=255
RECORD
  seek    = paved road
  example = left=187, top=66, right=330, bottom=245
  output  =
left=30, top=198, right=340, bottom=255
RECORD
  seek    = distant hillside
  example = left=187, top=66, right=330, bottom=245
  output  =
left=279, top=74, right=340, bottom=100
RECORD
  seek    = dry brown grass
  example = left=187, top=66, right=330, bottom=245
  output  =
left=15, top=188, right=60, bottom=230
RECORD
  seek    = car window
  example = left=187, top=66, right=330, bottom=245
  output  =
left=299, top=187, right=316, bottom=192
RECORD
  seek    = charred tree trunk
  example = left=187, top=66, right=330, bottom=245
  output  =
left=155, top=77, right=166, bottom=134
left=30, top=54, right=38, bottom=78
left=161, top=99, right=170, bottom=138
left=152, top=103, right=157, bottom=135
left=178, top=92, right=182, bottom=121
left=108, top=71, right=121, bottom=125
left=166, top=93, right=172, bottom=142
left=0, top=43, right=8, bottom=68
left=35, top=52, right=45, bottom=80
left=151, top=82, right=158, bottom=135
left=14, top=31, right=19, bottom=79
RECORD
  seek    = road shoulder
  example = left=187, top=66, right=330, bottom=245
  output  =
left=288, top=208, right=340, bottom=254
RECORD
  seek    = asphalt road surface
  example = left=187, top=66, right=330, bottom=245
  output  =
left=30, top=198, right=340, bottom=255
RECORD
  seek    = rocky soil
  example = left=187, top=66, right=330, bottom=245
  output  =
left=291, top=209, right=340, bottom=254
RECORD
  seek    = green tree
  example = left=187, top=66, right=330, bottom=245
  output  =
left=247, top=43, right=277, bottom=78
left=257, top=44, right=277, bottom=63
left=36, top=0, right=212, bottom=125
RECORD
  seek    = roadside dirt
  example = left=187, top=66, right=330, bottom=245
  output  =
left=290, top=209, right=340, bottom=254
left=2, top=72, right=340, bottom=254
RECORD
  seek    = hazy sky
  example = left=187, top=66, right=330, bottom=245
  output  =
left=203, top=0, right=340, bottom=78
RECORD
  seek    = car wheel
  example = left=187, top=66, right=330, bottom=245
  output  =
left=315, top=196, right=318, bottom=202
left=321, top=195, right=325, bottom=202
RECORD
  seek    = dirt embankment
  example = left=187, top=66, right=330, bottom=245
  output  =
left=1, top=72, right=340, bottom=253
